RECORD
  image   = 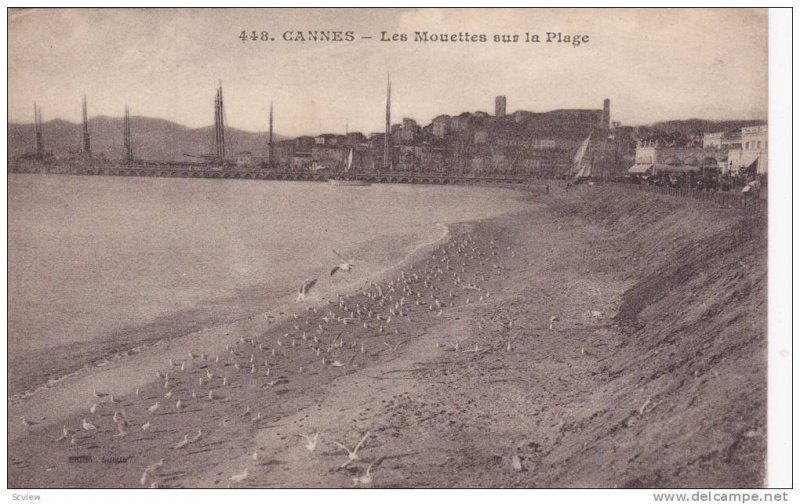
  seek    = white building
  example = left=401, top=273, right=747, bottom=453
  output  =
left=725, top=125, right=767, bottom=174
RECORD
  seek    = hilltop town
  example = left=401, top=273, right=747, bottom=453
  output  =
left=10, top=84, right=767, bottom=193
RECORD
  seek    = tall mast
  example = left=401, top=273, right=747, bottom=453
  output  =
left=218, top=81, right=226, bottom=164
left=214, top=89, right=220, bottom=161
left=34, top=102, right=44, bottom=157
left=124, top=105, right=132, bottom=163
left=268, top=101, right=274, bottom=167
left=82, top=94, right=91, bottom=155
left=214, top=88, right=222, bottom=161
left=383, top=73, right=391, bottom=170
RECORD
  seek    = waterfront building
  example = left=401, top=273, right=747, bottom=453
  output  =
left=726, top=125, right=767, bottom=174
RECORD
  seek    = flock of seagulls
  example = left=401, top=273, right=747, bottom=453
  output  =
left=19, top=232, right=523, bottom=488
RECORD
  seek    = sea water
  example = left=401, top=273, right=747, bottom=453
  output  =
left=8, top=174, right=527, bottom=395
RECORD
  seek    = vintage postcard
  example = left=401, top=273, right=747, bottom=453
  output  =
left=5, top=6, right=789, bottom=496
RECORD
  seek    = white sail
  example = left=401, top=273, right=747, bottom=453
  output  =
left=345, top=148, right=353, bottom=172
left=572, top=134, right=592, bottom=178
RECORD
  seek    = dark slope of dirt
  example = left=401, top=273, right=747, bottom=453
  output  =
left=539, top=187, right=767, bottom=487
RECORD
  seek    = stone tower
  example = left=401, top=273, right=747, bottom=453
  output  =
left=495, top=95, right=507, bottom=117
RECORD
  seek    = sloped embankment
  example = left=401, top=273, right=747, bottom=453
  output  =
left=543, top=188, right=767, bottom=487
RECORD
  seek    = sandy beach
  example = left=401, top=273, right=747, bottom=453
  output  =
left=8, top=184, right=766, bottom=488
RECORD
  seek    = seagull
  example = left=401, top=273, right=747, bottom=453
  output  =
left=330, top=249, right=355, bottom=276
left=141, top=459, right=164, bottom=485
left=173, top=434, right=190, bottom=449
left=21, top=416, right=40, bottom=428
left=296, top=278, right=318, bottom=302
left=55, top=424, right=74, bottom=442
left=146, top=459, right=164, bottom=473
left=331, top=431, right=370, bottom=467
left=300, top=432, right=319, bottom=451
left=147, top=402, right=160, bottom=413
left=113, top=411, right=129, bottom=427
left=141, top=421, right=151, bottom=431
left=352, top=459, right=378, bottom=487
left=82, top=418, right=98, bottom=431
left=229, top=468, right=249, bottom=484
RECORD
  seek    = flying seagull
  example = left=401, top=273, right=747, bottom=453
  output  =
left=331, top=431, right=371, bottom=467
left=330, top=249, right=355, bottom=276
left=296, top=278, right=318, bottom=302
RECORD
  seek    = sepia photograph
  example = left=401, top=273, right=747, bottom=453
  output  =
left=4, top=5, right=792, bottom=497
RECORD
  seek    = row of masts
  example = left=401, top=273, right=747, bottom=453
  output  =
left=31, top=74, right=393, bottom=168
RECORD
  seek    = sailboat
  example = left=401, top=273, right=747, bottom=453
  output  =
left=572, top=133, right=592, bottom=180
left=329, top=148, right=370, bottom=186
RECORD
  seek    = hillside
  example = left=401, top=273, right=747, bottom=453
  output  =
left=8, top=117, right=287, bottom=163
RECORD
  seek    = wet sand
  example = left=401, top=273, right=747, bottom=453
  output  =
left=8, top=185, right=766, bottom=488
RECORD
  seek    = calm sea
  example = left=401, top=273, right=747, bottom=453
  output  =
left=8, top=174, right=527, bottom=394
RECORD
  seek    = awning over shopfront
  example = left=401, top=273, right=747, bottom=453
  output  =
left=628, top=163, right=653, bottom=174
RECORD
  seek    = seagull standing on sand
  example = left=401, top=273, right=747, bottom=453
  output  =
left=297, top=278, right=318, bottom=302
left=173, top=434, right=190, bottom=450
left=21, top=416, right=40, bottom=428
left=82, top=418, right=98, bottom=431
left=229, top=468, right=249, bottom=484
left=54, top=425, right=74, bottom=442
left=330, top=249, right=355, bottom=276
left=301, top=432, right=320, bottom=451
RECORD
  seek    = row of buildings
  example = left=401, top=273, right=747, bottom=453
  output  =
left=264, top=95, right=615, bottom=178
left=628, top=124, right=768, bottom=180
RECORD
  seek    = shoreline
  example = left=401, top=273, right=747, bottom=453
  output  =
left=8, top=206, right=518, bottom=486
left=7, top=197, right=497, bottom=440
left=9, top=175, right=532, bottom=402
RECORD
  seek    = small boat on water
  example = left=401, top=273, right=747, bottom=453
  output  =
left=329, top=149, right=370, bottom=186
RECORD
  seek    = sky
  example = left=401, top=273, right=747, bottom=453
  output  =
left=8, top=8, right=768, bottom=137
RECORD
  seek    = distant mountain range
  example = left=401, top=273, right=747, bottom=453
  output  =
left=8, top=116, right=287, bottom=162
